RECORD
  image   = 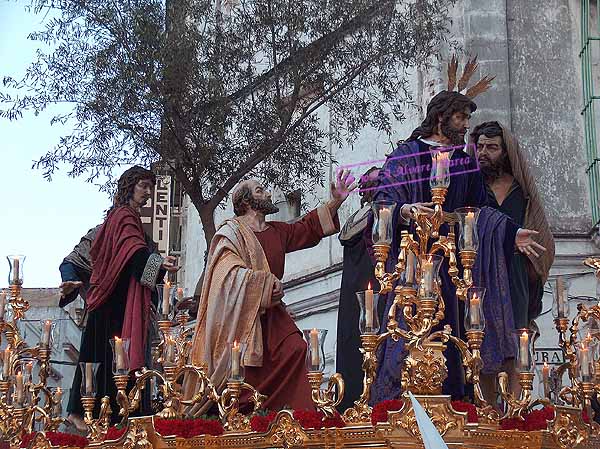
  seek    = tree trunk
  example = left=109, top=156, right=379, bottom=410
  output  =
left=198, top=204, right=217, bottom=251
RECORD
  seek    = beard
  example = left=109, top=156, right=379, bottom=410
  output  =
left=248, top=196, right=279, bottom=215
left=440, top=121, right=466, bottom=146
left=479, top=154, right=509, bottom=180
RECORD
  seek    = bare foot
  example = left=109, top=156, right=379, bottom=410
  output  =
left=67, top=413, right=88, bottom=433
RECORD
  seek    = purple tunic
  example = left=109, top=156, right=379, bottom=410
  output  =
left=366, top=139, right=518, bottom=402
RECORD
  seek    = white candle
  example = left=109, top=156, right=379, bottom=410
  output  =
left=165, top=337, right=176, bottom=364
left=41, top=320, right=52, bottom=346
left=85, top=363, right=94, bottom=395
left=378, top=209, right=392, bottom=242
left=365, top=284, right=374, bottom=330
left=310, top=328, right=320, bottom=367
left=25, top=362, right=33, bottom=382
left=114, top=337, right=126, bottom=371
left=519, top=331, right=530, bottom=370
left=423, top=259, right=434, bottom=294
left=406, top=251, right=416, bottom=284
left=2, top=348, right=10, bottom=379
left=12, top=259, right=20, bottom=284
left=581, top=345, right=591, bottom=379
left=542, top=362, right=550, bottom=397
left=0, top=291, right=6, bottom=321
left=470, top=294, right=481, bottom=326
left=231, top=341, right=241, bottom=377
left=15, top=372, right=24, bottom=405
left=162, top=281, right=171, bottom=316
left=556, top=276, right=567, bottom=317
left=464, top=212, right=475, bottom=249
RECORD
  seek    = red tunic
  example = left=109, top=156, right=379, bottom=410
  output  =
left=242, top=208, right=339, bottom=411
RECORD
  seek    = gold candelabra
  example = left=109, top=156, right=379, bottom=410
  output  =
left=0, top=256, right=66, bottom=446
left=342, top=183, right=489, bottom=425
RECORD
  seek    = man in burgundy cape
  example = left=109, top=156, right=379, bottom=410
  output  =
left=67, top=166, right=177, bottom=429
left=186, top=172, right=356, bottom=415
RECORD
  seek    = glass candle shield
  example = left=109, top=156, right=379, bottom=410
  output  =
left=551, top=276, right=571, bottom=319
left=515, top=329, right=534, bottom=372
left=228, top=341, right=247, bottom=381
left=7, top=255, right=25, bottom=285
left=156, top=283, right=177, bottom=319
left=430, top=149, right=452, bottom=189
left=303, top=328, right=327, bottom=372
left=418, top=254, right=444, bottom=299
left=464, top=287, right=486, bottom=332
left=39, top=320, right=57, bottom=348
left=401, top=250, right=419, bottom=289
left=110, top=337, right=130, bottom=374
left=371, top=201, right=396, bottom=245
left=163, top=337, right=177, bottom=367
left=356, top=290, right=380, bottom=335
left=455, top=207, right=481, bottom=252
left=79, top=362, right=100, bottom=398
left=579, top=340, right=597, bottom=383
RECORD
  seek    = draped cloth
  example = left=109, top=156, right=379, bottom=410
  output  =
left=472, top=208, right=518, bottom=374
left=86, top=206, right=152, bottom=370
left=185, top=218, right=276, bottom=414
left=367, top=139, right=518, bottom=402
left=499, top=123, right=554, bottom=285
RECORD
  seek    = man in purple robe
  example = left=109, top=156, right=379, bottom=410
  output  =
left=367, top=90, right=545, bottom=402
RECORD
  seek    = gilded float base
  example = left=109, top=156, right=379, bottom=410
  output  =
left=79, top=412, right=600, bottom=449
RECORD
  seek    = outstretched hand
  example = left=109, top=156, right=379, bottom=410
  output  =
left=59, top=281, right=83, bottom=298
left=330, top=169, right=358, bottom=205
left=515, top=229, right=547, bottom=258
left=161, top=255, right=180, bottom=273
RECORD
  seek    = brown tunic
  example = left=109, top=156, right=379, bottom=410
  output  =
left=242, top=208, right=339, bottom=411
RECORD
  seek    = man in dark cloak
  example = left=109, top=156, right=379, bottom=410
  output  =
left=470, top=121, right=554, bottom=402
left=335, top=167, right=382, bottom=411
left=59, top=225, right=100, bottom=308
left=66, top=166, right=178, bottom=430
left=367, top=90, right=546, bottom=403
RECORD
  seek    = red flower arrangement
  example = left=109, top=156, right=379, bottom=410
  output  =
left=293, top=409, right=345, bottom=429
left=451, top=400, right=478, bottom=423
left=154, top=417, right=224, bottom=437
left=20, top=432, right=88, bottom=448
left=371, top=399, right=479, bottom=425
left=104, top=426, right=127, bottom=441
left=371, top=399, right=404, bottom=425
left=500, top=406, right=555, bottom=431
left=250, top=411, right=277, bottom=432
left=249, top=409, right=345, bottom=432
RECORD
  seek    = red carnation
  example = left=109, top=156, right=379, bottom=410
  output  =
left=451, top=400, right=478, bottom=423
left=371, top=399, right=404, bottom=425
left=250, top=411, right=277, bottom=432
left=105, top=426, right=127, bottom=441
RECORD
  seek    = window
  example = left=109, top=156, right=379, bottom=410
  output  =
left=581, top=0, right=600, bottom=225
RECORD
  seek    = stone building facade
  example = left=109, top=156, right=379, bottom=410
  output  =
left=179, top=0, right=600, bottom=382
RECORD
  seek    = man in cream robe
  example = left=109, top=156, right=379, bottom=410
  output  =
left=186, top=172, right=356, bottom=414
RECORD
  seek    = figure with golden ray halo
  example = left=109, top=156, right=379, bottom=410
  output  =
left=368, top=57, right=545, bottom=403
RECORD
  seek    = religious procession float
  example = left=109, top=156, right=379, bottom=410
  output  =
left=3, top=162, right=600, bottom=449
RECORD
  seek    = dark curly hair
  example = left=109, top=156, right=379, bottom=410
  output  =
left=470, top=121, right=512, bottom=174
left=113, top=166, right=156, bottom=208
left=407, top=91, right=477, bottom=142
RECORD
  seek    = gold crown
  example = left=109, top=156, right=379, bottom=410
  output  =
left=447, top=55, right=495, bottom=99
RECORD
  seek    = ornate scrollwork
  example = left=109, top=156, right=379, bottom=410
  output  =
left=123, top=420, right=153, bottom=449
left=548, top=406, right=589, bottom=449
left=268, top=410, right=308, bottom=449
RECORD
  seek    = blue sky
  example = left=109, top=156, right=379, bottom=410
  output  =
left=0, top=2, right=110, bottom=287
